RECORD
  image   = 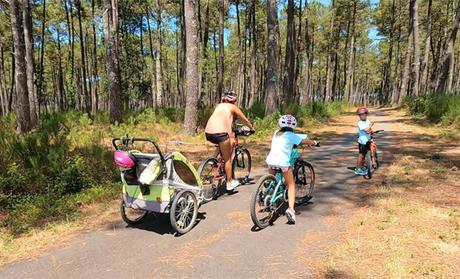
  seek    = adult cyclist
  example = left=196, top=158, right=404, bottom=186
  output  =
left=204, top=90, right=255, bottom=191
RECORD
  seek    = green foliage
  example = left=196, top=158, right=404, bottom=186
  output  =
left=0, top=112, right=116, bottom=235
left=406, top=95, right=460, bottom=127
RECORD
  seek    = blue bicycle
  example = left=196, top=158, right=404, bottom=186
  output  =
left=250, top=144, right=318, bottom=229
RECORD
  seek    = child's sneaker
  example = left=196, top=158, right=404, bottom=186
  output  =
left=285, top=208, right=296, bottom=224
left=354, top=167, right=367, bottom=176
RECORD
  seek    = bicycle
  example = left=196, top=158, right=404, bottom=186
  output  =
left=250, top=143, right=319, bottom=229
left=362, top=129, right=383, bottom=179
left=198, top=126, right=254, bottom=202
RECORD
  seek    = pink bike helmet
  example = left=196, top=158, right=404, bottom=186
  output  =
left=114, top=150, right=136, bottom=169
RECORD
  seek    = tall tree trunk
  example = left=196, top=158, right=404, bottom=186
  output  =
left=217, top=0, right=225, bottom=99
left=103, top=0, right=122, bottom=123
left=91, top=0, right=98, bottom=114
left=155, top=2, right=163, bottom=107
left=37, top=0, right=46, bottom=115
left=23, top=0, right=37, bottom=125
left=324, top=0, right=335, bottom=101
left=76, top=0, right=89, bottom=113
left=436, top=0, right=460, bottom=94
left=184, top=0, right=200, bottom=135
left=301, top=2, right=312, bottom=104
left=146, top=7, right=157, bottom=109
left=184, top=0, right=199, bottom=135
left=56, top=27, right=65, bottom=111
left=248, top=0, right=257, bottom=107
left=345, top=1, right=356, bottom=102
left=9, top=0, right=31, bottom=134
left=265, top=0, right=279, bottom=115
left=420, top=0, right=432, bottom=94
left=412, top=0, right=421, bottom=97
left=399, top=0, right=415, bottom=103
left=282, top=0, right=296, bottom=102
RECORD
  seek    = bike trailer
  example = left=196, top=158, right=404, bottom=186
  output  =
left=121, top=151, right=203, bottom=213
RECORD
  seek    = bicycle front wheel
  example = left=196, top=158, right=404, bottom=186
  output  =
left=232, top=147, right=252, bottom=184
left=197, top=157, right=220, bottom=202
left=294, top=160, right=315, bottom=203
left=250, top=174, right=277, bottom=229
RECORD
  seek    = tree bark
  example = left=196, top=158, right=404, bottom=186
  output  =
left=9, top=0, right=32, bottom=134
left=399, top=0, right=415, bottom=103
left=37, top=0, right=46, bottom=115
left=420, top=0, right=432, bottom=94
left=412, top=0, right=421, bottom=97
left=76, top=0, right=89, bottom=113
left=217, top=0, right=225, bottom=99
left=23, top=0, right=37, bottom=125
left=248, top=0, right=257, bottom=107
left=183, top=0, right=200, bottom=135
left=324, top=0, right=335, bottom=101
left=103, top=0, right=122, bottom=123
left=155, top=2, right=163, bottom=107
left=265, top=0, right=279, bottom=115
left=436, top=0, right=460, bottom=94
left=282, top=0, right=296, bottom=102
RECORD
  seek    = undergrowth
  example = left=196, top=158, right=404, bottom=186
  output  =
left=406, top=94, right=460, bottom=128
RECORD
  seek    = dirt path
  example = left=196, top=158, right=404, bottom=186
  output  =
left=0, top=109, right=394, bottom=279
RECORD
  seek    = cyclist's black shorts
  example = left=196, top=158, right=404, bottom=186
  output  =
left=358, top=142, right=370, bottom=154
left=205, top=132, right=229, bottom=144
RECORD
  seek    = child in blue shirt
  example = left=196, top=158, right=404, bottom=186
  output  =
left=355, top=106, right=373, bottom=175
left=266, top=115, right=318, bottom=224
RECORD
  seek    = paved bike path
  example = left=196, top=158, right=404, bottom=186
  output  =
left=0, top=110, right=392, bottom=279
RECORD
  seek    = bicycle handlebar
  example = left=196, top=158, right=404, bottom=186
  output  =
left=112, top=137, right=165, bottom=163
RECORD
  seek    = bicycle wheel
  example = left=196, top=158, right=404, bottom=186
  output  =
left=120, top=199, right=148, bottom=225
left=170, top=190, right=198, bottom=235
left=293, top=160, right=315, bottom=203
left=250, top=175, right=277, bottom=229
left=365, top=151, right=373, bottom=179
left=197, top=157, right=220, bottom=202
left=232, top=147, right=252, bottom=183
left=373, top=147, right=380, bottom=169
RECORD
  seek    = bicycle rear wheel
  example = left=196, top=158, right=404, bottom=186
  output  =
left=250, top=175, right=277, bottom=229
left=232, top=147, right=252, bottom=184
left=293, top=160, right=315, bottom=203
left=197, top=157, right=220, bottom=202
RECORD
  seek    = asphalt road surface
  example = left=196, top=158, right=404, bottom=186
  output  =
left=0, top=110, right=391, bottom=279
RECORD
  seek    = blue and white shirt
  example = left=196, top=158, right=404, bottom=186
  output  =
left=357, top=119, right=371, bottom=144
left=266, top=131, right=308, bottom=168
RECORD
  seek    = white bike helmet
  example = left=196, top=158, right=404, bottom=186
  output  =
left=278, top=115, right=297, bottom=129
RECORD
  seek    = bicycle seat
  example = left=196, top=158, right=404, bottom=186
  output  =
left=270, top=167, right=283, bottom=173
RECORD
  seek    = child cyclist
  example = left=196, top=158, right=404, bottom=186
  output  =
left=266, top=115, right=319, bottom=224
left=354, top=106, right=373, bottom=175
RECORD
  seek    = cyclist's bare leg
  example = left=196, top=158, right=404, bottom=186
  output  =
left=283, top=170, right=295, bottom=210
left=213, top=145, right=220, bottom=158
left=218, top=139, right=233, bottom=182
left=357, top=153, right=365, bottom=168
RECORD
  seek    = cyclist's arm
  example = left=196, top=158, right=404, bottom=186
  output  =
left=233, top=105, right=254, bottom=130
left=300, top=139, right=318, bottom=146
left=364, top=123, right=374, bottom=133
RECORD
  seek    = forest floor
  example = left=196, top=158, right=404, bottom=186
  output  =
left=0, top=108, right=459, bottom=278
